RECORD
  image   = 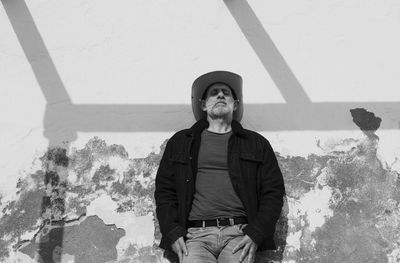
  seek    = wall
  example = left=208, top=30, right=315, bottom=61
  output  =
left=1, top=0, right=400, bottom=262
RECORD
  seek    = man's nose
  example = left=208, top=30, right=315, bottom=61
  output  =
left=217, top=90, right=225, bottom=99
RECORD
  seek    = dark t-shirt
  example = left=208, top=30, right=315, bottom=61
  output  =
left=188, top=129, right=246, bottom=220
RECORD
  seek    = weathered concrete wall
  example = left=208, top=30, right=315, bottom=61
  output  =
left=1, top=0, right=400, bottom=262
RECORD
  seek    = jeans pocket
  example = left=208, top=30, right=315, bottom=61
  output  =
left=187, top=227, right=205, bottom=235
left=233, top=223, right=247, bottom=233
left=186, top=227, right=214, bottom=241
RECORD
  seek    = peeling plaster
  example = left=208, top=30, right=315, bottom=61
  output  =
left=0, top=111, right=399, bottom=262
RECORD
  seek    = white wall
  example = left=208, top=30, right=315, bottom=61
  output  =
left=1, top=0, right=400, bottom=262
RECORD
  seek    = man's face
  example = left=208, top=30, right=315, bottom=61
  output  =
left=201, top=83, right=238, bottom=120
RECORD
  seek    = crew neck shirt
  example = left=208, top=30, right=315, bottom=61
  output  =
left=188, top=129, right=246, bottom=220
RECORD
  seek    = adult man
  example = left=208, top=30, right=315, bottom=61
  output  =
left=155, top=71, right=285, bottom=263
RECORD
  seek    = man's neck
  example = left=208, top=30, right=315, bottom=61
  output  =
left=206, top=117, right=232, bottom=134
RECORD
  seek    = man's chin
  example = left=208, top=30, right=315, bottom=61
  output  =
left=209, top=110, right=232, bottom=120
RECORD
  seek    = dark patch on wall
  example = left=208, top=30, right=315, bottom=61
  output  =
left=350, top=108, right=382, bottom=138
left=1, top=190, right=44, bottom=239
left=69, top=138, right=129, bottom=181
left=0, top=181, right=45, bottom=259
left=0, top=240, right=9, bottom=260
left=19, top=215, right=125, bottom=263
left=43, top=147, right=69, bottom=167
left=278, top=154, right=332, bottom=199
left=40, top=147, right=69, bottom=248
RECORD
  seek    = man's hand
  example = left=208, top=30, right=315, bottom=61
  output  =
left=171, top=236, right=188, bottom=263
left=232, top=235, right=258, bottom=263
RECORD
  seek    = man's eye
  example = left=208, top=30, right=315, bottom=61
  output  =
left=209, top=88, right=231, bottom=96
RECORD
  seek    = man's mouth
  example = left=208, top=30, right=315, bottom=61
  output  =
left=216, top=101, right=226, bottom=105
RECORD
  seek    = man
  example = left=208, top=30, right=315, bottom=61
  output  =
left=155, top=71, right=285, bottom=263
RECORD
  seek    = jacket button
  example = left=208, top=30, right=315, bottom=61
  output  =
left=189, top=157, right=192, bottom=160
left=186, top=179, right=190, bottom=183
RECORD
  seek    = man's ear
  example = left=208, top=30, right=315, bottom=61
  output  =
left=200, top=99, right=207, bottom=112
left=233, top=100, right=239, bottom=111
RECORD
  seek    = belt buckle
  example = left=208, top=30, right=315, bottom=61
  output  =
left=216, top=218, right=220, bottom=227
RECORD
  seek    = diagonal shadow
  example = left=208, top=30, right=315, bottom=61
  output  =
left=3, top=0, right=400, bottom=138
left=221, top=0, right=400, bottom=130
left=223, top=0, right=311, bottom=106
left=1, top=0, right=72, bottom=107
left=2, top=0, right=70, bottom=262
left=3, top=0, right=400, bottom=142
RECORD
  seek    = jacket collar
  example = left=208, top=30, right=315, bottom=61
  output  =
left=185, top=118, right=246, bottom=137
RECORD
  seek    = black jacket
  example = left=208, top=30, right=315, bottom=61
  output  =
left=155, top=119, right=285, bottom=252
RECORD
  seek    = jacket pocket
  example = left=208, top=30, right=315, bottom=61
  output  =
left=170, top=153, right=188, bottom=164
left=239, top=152, right=263, bottom=163
left=170, top=153, right=189, bottom=188
left=239, top=152, right=263, bottom=189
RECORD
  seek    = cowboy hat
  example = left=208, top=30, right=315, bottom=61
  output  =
left=191, top=70, right=243, bottom=121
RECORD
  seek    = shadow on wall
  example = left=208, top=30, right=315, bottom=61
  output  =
left=1, top=0, right=400, bottom=262
left=2, top=0, right=400, bottom=142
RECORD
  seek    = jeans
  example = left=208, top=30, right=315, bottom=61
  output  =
left=182, top=224, right=252, bottom=263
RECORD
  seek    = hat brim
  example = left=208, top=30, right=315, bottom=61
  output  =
left=191, top=71, right=243, bottom=121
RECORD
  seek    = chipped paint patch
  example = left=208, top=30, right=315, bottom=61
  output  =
left=261, top=130, right=365, bottom=158
left=388, top=248, right=400, bottom=263
left=19, top=215, right=124, bottom=263
left=73, top=132, right=174, bottom=159
left=291, top=186, right=333, bottom=232
left=286, top=230, right=302, bottom=251
left=86, top=194, right=155, bottom=259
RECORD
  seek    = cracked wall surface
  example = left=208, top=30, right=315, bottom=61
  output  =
left=1, top=109, right=400, bottom=262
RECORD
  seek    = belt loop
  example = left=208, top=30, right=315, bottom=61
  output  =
left=202, top=220, right=205, bottom=228
left=229, top=218, right=234, bottom=226
left=216, top=218, right=220, bottom=228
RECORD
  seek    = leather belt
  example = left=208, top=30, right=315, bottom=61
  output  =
left=188, top=217, right=247, bottom=228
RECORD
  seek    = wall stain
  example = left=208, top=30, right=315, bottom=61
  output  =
left=350, top=108, right=382, bottom=138
left=1, top=111, right=399, bottom=262
left=18, top=215, right=125, bottom=263
left=256, top=110, right=399, bottom=262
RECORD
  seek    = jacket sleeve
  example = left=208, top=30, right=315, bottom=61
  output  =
left=154, top=138, right=186, bottom=248
left=243, top=140, right=285, bottom=246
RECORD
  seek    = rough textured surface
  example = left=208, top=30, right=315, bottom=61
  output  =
left=0, top=137, right=162, bottom=262
left=19, top=215, right=125, bottom=263
left=0, top=110, right=399, bottom=262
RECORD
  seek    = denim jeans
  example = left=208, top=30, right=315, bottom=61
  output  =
left=182, top=224, right=252, bottom=263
